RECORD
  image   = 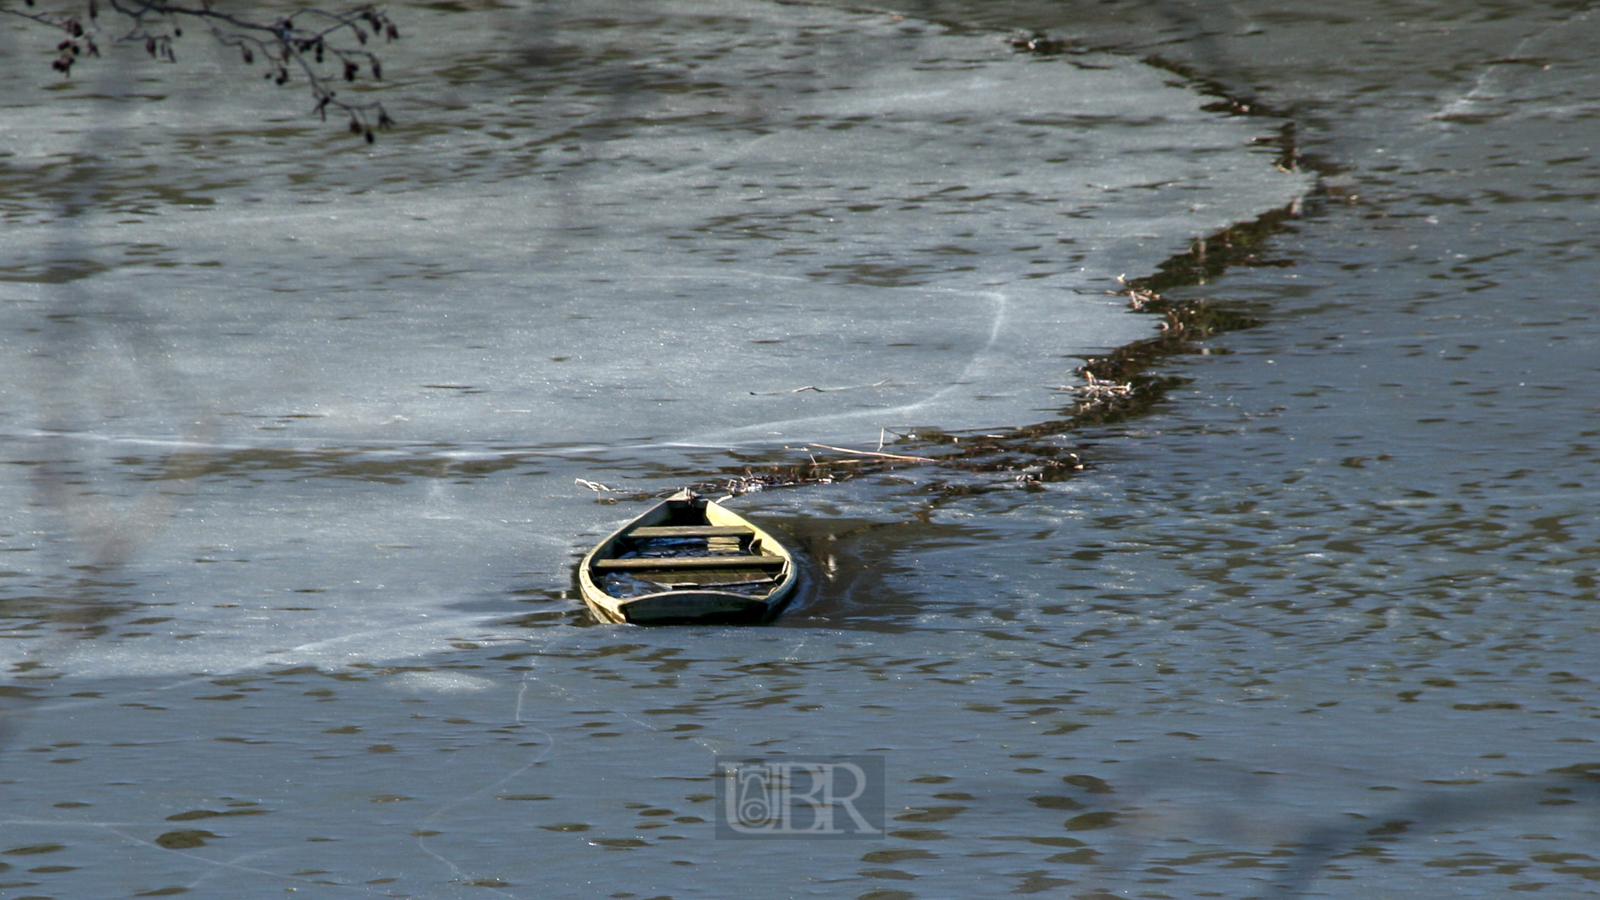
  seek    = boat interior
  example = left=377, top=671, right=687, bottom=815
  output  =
left=594, top=502, right=786, bottom=600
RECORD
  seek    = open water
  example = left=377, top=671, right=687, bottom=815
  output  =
left=1, top=1, right=1597, bottom=898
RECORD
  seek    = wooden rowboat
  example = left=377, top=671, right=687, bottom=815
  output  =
left=578, top=490, right=798, bottom=625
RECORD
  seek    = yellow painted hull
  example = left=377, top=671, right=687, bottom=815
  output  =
left=578, top=491, right=798, bottom=625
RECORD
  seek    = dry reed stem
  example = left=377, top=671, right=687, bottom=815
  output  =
left=806, top=443, right=938, bottom=463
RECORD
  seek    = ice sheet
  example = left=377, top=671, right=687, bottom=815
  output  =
left=0, top=0, right=1308, bottom=678
left=1, top=0, right=1305, bottom=451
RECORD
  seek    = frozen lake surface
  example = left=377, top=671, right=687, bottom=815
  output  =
left=4, top=0, right=1597, bottom=898
left=0, top=0, right=1304, bottom=673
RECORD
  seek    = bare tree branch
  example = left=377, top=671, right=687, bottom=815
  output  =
left=3, top=0, right=399, bottom=139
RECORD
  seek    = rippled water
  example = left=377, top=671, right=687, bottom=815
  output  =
left=2, top=1, right=1598, bottom=898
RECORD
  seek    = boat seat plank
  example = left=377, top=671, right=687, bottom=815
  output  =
left=594, top=555, right=785, bottom=571
left=630, top=570, right=778, bottom=588
left=630, top=525, right=755, bottom=539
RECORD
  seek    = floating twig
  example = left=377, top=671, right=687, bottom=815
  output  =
left=713, top=472, right=836, bottom=495
left=749, top=380, right=892, bottom=396
left=806, top=443, right=938, bottom=463
left=1078, top=371, right=1134, bottom=401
